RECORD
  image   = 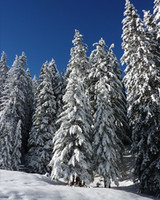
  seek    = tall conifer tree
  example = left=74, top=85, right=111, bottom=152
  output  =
left=27, top=59, right=60, bottom=174
left=0, top=55, right=24, bottom=170
left=0, top=52, right=9, bottom=105
left=89, top=38, right=124, bottom=187
left=50, top=30, right=93, bottom=186
left=122, top=0, right=160, bottom=195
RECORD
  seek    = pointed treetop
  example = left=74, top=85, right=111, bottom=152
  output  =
left=125, top=0, right=131, bottom=9
left=143, top=10, right=151, bottom=17
left=48, top=59, right=60, bottom=78
left=143, top=10, right=154, bottom=27
left=49, top=58, right=55, bottom=66
left=109, top=43, right=114, bottom=50
left=1, top=51, right=7, bottom=63
left=125, top=0, right=130, bottom=5
left=125, top=0, right=134, bottom=8
left=72, top=29, right=83, bottom=46
left=33, top=75, right=37, bottom=81
left=26, top=68, right=32, bottom=78
left=109, top=44, right=115, bottom=55
left=124, top=0, right=138, bottom=17
left=90, top=38, right=108, bottom=60
left=69, top=29, right=88, bottom=61
left=40, top=60, right=48, bottom=76
left=19, top=51, right=27, bottom=67
left=99, top=38, right=106, bottom=47
left=12, top=55, right=19, bottom=68
left=41, top=60, right=48, bottom=69
left=26, top=68, right=30, bottom=73
left=93, top=38, right=107, bottom=49
left=44, top=60, right=49, bottom=65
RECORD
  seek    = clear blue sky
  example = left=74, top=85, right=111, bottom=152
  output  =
left=0, top=0, right=154, bottom=77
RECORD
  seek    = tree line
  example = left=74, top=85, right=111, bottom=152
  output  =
left=0, top=0, right=160, bottom=196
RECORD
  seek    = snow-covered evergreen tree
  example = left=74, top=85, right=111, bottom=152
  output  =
left=109, top=46, right=130, bottom=143
left=16, top=52, right=30, bottom=161
left=0, top=51, right=9, bottom=104
left=0, top=51, right=9, bottom=82
left=89, top=38, right=124, bottom=187
left=89, top=39, right=129, bottom=144
left=49, top=59, right=62, bottom=127
left=0, top=55, right=24, bottom=170
left=122, top=0, right=160, bottom=195
left=27, top=59, right=60, bottom=174
left=107, top=44, right=129, bottom=144
left=22, top=68, right=34, bottom=160
left=0, top=105, right=18, bottom=170
left=49, top=30, right=93, bottom=186
left=121, top=0, right=144, bottom=145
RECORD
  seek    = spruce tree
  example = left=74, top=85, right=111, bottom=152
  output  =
left=0, top=51, right=9, bottom=83
left=49, top=59, right=62, bottom=127
left=0, top=56, right=23, bottom=170
left=16, top=52, right=30, bottom=161
left=0, top=105, right=19, bottom=170
left=49, top=30, right=93, bottom=186
left=90, top=38, right=124, bottom=187
left=89, top=39, right=129, bottom=144
left=0, top=51, right=9, bottom=104
left=22, top=68, right=34, bottom=160
left=122, top=0, right=160, bottom=195
left=121, top=0, right=144, bottom=147
left=27, top=59, right=60, bottom=174
left=108, top=44, right=130, bottom=144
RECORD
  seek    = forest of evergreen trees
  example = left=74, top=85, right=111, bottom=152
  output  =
left=0, top=0, right=160, bottom=197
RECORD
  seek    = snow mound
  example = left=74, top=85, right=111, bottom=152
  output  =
left=0, top=170, right=155, bottom=200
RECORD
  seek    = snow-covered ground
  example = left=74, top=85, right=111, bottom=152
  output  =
left=0, top=169, right=156, bottom=200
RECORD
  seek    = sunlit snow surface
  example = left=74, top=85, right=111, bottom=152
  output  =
left=0, top=170, right=155, bottom=200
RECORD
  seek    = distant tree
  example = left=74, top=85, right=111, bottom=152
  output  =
left=49, top=30, right=93, bottom=186
left=122, top=0, right=160, bottom=195
left=27, top=59, right=60, bottom=174
left=89, top=38, right=124, bottom=187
